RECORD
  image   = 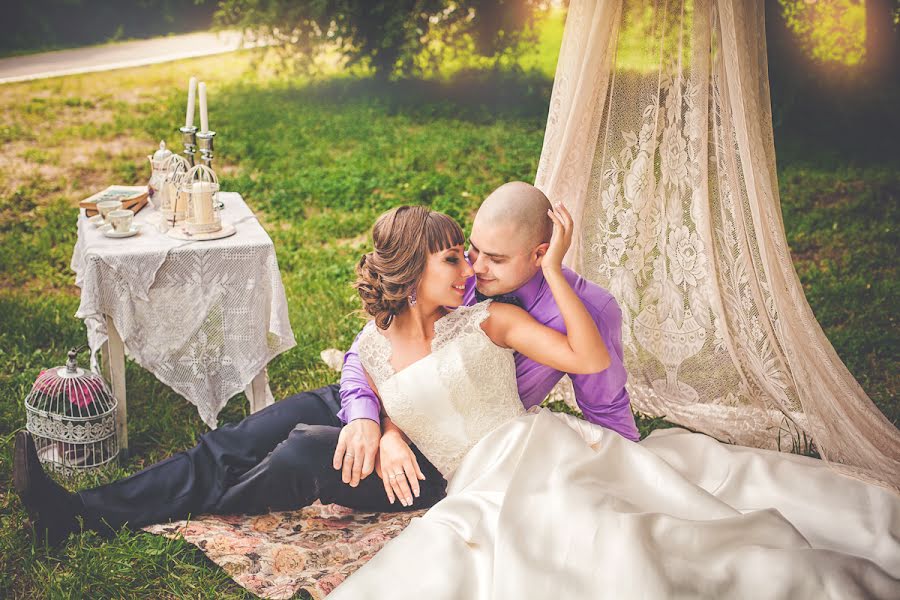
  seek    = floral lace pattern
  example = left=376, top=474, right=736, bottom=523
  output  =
left=71, top=193, right=296, bottom=428
left=356, top=321, right=395, bottom=389
left=534, top=0, right=899, bottom=489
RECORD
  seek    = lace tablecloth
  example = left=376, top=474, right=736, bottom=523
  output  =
left=71, top=192, right=296, bottom=428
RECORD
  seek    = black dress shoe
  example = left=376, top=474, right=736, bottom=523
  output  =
left=12, top=430, right=39, bottom=504
left=13, top=431, right=82, bottom=545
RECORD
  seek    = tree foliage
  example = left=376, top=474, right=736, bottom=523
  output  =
left=215, top=0, right=550, bottom=78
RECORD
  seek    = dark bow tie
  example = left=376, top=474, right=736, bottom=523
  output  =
left=474, top=290, right=523, bottom=309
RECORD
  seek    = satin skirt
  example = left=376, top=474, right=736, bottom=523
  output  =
left=329, top=409, right=900, bottom=599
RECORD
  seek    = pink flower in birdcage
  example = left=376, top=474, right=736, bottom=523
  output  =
left=68, top=377, right=103, bottom=409
left=33, top=370, right=54, bottom=395
left=33, top=370, right=103, bottom=410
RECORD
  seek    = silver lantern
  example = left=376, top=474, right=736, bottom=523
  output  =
left=24, top=347, right=118, bottom=475
left=160, top=153, right=192, bottom=225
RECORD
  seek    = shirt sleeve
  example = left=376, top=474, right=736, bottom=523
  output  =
left=569, top=297, right=640, bottom=441
left=337, top=330, right=382, bottom=424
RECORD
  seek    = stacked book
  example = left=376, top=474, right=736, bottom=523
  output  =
left=80, top=186, right=149, bottom=217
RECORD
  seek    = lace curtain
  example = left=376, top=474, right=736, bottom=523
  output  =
left=535, top=0, right=899, bottom=489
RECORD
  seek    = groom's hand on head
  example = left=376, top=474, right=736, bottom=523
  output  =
left=333, top=418, right=380, bottom=486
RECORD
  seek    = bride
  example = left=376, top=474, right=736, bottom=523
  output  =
left=330, top=204, right=899, bottom=599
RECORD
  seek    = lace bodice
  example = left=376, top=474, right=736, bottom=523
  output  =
left=358, top=300, right=526, bottom=478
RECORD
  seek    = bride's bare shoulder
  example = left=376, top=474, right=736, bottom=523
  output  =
left=484, top=300, right=527, bottom=320
left=480, top=300, right=530, bottom=346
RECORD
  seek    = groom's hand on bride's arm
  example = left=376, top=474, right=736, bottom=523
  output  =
left=333, top=418, right=381, bottom=487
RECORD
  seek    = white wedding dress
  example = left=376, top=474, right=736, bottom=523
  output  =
left=329, top=301, right=900, bottom=599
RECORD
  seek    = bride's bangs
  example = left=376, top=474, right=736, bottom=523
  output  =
left=424, top=213, right=465, bottom=255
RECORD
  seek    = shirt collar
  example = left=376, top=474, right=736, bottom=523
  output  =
left=509, top=269, right=545, bottom=311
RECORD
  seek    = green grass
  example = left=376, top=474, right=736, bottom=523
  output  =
left=0, top=9, right=897, bottom=598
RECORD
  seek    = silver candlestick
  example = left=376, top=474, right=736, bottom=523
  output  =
left=179, top=125, right=198, bottom=166
left=197, top=130, right=216, bottom=168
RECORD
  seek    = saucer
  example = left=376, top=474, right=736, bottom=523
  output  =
left=166, top=222, right=236, bottom=241
left=88, top=214, right=105, bottom=227
left=103, top=224, right=140, bottom=238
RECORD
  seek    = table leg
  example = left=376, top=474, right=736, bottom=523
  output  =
left=104, top=315, right=128, bottom=458
left=245, top=368, right=274, bottom=413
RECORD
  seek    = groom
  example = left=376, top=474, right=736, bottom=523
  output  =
left=14, top=182, right=638, bottom=544
left=335, top=182, right=639, bottom=487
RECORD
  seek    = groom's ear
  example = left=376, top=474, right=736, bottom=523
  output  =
left=532, top=243, right=550, bottom=267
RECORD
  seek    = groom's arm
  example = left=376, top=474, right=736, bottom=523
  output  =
left=568, top=298, right=640, bottom=442
left=337, top=331, right=382, bottom=424
left=332, top=331, right=382, bottom=486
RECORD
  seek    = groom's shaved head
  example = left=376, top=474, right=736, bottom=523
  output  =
left=469, top=182, right=554, bottom=295
left=475, top=181, right=553, bottom=249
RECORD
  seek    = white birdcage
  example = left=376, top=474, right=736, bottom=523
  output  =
left=180, top=164, right=222, bottom=234
left=24, top=347, right=118, bottom=475
left=159, top=153, right=192, bottom=223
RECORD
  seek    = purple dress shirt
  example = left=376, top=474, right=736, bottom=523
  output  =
left=338, top=267, right=640, bottom=441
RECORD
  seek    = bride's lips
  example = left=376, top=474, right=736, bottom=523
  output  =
left=451, top=283, right=466, bottom=294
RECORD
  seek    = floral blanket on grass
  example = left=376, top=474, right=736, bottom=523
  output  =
left=143, top=502, right=426, bottom=599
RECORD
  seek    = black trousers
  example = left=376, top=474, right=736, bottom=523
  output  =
left=78, top=384, right=447, bottom=533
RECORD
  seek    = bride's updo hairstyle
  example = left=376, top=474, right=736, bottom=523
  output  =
left=355, top=205, right=465, bottom=329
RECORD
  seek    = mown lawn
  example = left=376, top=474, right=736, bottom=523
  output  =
left=1, top=11, right=897, bottom=598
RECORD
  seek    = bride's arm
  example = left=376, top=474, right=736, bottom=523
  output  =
left=381, top=410, right=409, bottom=444
left=365, top=372, right=425, bottom=506
left=482, top=203, right=611, bottom=374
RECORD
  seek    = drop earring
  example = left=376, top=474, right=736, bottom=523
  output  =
left=407, top=288, right=417, bottom=306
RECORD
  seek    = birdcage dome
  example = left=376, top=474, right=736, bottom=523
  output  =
left=24, top=347, right=118, bottom=474
left=159, top=153, right=192, bottom=220
left=180, top=163, right=222, bottom=234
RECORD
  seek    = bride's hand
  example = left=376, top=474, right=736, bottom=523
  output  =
left=542, top=202, right=573, bottom=272
left=376, top=429, right=426, bottom=507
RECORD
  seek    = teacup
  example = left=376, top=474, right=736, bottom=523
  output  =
left=108, top=209, right=134, bottom=233
left=97, top=200, right=123, bottom=223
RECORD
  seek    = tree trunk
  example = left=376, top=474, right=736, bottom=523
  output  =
left=864, top=0, right=899, bottom=78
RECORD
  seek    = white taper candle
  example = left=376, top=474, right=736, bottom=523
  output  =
left=185, top=77, right=197, bottom=128
left=199, top=82, right=209, bottom=133
left=193, top=181, right=215, bottom=224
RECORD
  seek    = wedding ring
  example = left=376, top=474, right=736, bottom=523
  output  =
left=345, top=452, right=354, bottom=458
left=393, top=472, right=404, bottom=477
left=388, top=474, right=397, bottom=480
